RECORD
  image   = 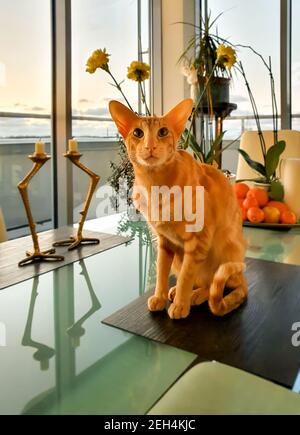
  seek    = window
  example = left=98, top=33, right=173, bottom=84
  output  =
left=71, top=0, right=150, bottom=222
left=208, top=0, right=281, bottom=133
left=206, top=0, right=280, bottom=173
left=0, top=0, right=52, bottom=238
left=0, top=0, right=151, bottom=238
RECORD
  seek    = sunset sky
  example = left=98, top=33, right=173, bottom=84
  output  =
left=0, top=0, right=140, bottom=113
left=0, top=0, right=299, bottom=138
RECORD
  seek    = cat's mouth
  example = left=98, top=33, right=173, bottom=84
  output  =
left=143, top=155, right=159, bottom=164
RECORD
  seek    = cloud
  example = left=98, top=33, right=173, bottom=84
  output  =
left=30, top=106, right=46, bottom=112
left=79, top=98, right=94, bottom=104
left=231, top=94, right=248, bottom=103
left=232, top=109, right=252, bottom=116
left=102, top=97, right=123, bottom=103
left=14, top=103, right=30, bottom=110
left=74, top=107, right=109, bottom=117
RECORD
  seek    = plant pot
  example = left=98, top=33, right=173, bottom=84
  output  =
left=222, top=170, right=236, bottom=184
left=252, top=182, right=271, bottom=192
left=197, top=76, right=230, bottom=107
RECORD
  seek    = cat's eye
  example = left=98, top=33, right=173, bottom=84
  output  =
left=158, top=127, right=169, bottom=138
left=133, top=128, right=144, bottom=138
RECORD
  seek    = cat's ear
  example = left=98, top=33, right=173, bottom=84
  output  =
left=163, top=99, right=194, bottom=137
left=109, top=101, right=139, bottom=139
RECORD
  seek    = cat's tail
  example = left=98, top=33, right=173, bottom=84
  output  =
left=209, top=262, right=247, bottom=316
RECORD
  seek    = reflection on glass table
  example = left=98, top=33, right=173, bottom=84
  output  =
left=22, top=277, right=55, bottom=371
left=244, top=227, right=300, bottom=265
left=0, top=238, right=195, bottom=415
left=66, top=260, right=101, bottom=349
left=117, top=213, right=157, bottom=295
left=2, top=213, right=300, bottom=415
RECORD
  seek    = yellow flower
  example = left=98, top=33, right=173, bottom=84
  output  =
left=216, top=44, right=237, bottom=69
left=86, top=48, right=110, bottom=74
left=127, top=61, right=150, bottom=82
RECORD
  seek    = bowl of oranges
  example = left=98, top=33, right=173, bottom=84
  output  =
left=234, top=183, right=300, bottom=230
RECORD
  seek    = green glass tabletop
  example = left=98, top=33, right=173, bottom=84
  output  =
left=0, top=235, right=196, bottom=415
left=1, top=216, right=300, bottom=415
left=244, top=226, right=300, bottom=266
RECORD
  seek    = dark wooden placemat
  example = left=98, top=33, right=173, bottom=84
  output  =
left=0, top=227, right=130, bottom=290
left=103, top=257, right=300, bottom=389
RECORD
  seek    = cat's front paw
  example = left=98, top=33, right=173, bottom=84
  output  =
left=168, top=286, right=176, bottom=302
left=168, top=301, right=190, bottom=319
left=148, top=295, right=167, bottom=312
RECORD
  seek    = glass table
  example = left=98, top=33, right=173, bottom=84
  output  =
left=1, top=216, right=300, bottom=415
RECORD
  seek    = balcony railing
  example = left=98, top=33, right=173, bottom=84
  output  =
left=1, top=111, right=299, bottom=137
left=1, top=110, right=299, bottom=238
left=0, top=110, right=112, bottom=123
left=0, top=111, right=120, bottom=238
left=225, top=113, right=300, bottom=133
left=0, top=110, right=119, bottom=148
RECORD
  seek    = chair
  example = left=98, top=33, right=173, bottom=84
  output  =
left=0, top=208, right=7, bottom=242
left=148, top=361, right=300, bottom=415
left=236, top=130, right=300, bottom=181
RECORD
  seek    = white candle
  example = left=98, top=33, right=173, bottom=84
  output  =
left=68, top=138, right=78, bottom=153
left=35, top=140, right=45, bottom=155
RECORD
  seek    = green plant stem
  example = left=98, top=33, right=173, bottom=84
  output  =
left=139, top=81, right=151, bottom=116
left=236, top=45, right=280, bottom=147
left=269, top=57, right=278, bottom=145
left=236, top=44, right=269, bottom=69
left=107, top=70, right=134, bottom=111
left=237, top=62, right=267, bottom=162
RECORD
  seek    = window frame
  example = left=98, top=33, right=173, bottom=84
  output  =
left=51, top=0, right=156, bottom=228
left=203, top=0, right=292, bottom=129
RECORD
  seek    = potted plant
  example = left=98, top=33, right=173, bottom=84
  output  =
left=236, top=52, right=285, bottom=201
left=179, top=12, right=237, bottom=111
left=179, top=11, right=238, bottom=170
left=180, top=128, right=238, bottom=169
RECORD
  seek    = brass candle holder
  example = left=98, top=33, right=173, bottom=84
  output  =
left=53, top=150, right=100, bottom=250
left=18, top=151, right=65, bottom=267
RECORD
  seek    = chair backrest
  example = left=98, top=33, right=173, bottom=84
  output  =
left=236, top=130, right=300, bottom=181
left=0, top=208, right=8, bottom=243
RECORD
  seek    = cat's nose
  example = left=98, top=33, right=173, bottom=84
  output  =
left=145, top=142, right=157, bottom=151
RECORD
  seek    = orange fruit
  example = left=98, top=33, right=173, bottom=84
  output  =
left=234, top=183, right=249, bottom=199
left=243, top=196, right=259, bottom=210
left=267, top=201, right=290, bottom=214
left=263, top=206, right=280, bottom=224
left=280, top=211, right=297, bottom=224
left=246, top=188, right=269, bottom=207
left=240, top=206, right=247, bottom=222
left=247, top=207, right=265, bottom=223
left=237, top=198, right=244, bottom=208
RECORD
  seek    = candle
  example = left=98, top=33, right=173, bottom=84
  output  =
left=68, top=138, right=78, bottom=153
left=35, top=140, right=45, bottom=155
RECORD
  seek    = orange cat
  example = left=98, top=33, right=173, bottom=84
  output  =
left=109, top=99, right=247, bottom=319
